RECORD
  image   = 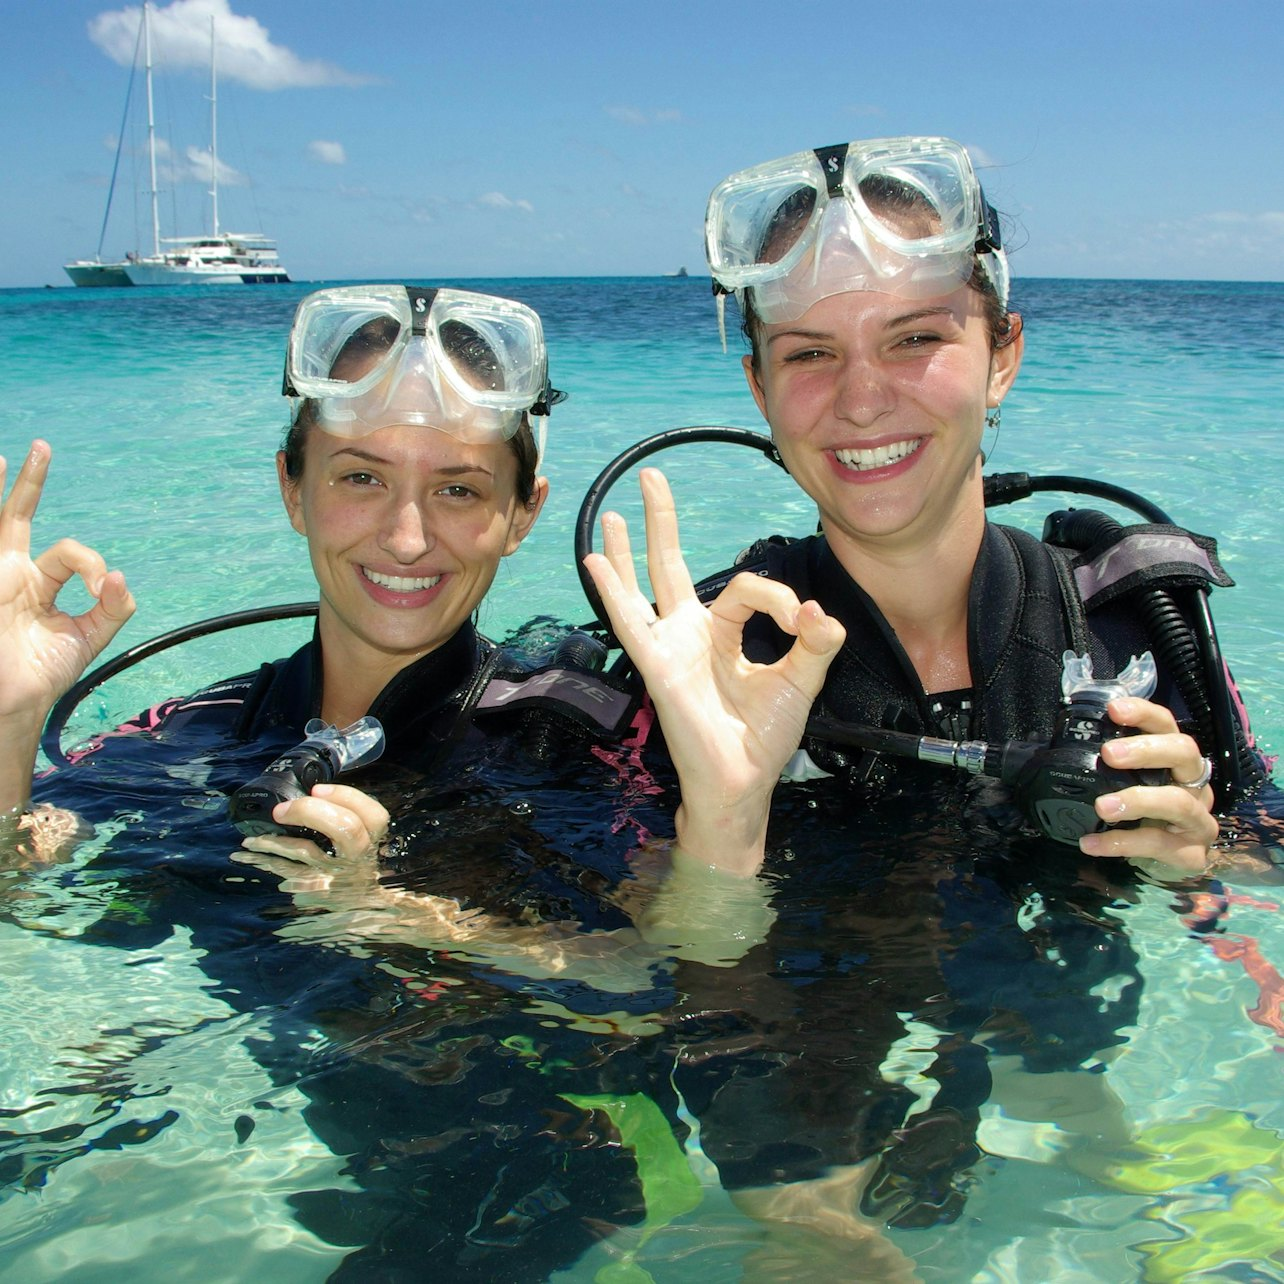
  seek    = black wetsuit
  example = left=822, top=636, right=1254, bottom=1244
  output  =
left=721, top=521, right=1269, bottom=794
left=658, top=518, right=1277, bottom=1227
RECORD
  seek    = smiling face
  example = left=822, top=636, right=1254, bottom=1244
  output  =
left=277, top=422, right=546, bottom=688
left=744, top=283, right=1022, bottom=560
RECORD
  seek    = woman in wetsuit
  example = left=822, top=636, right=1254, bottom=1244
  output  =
left=0, top=283, right=841, bottom=1277
left=578, top=140, right=1279, bottom=1264
left=586, top=135, right=1248, bottom=879
left=0, top=286, right=566, bottom=863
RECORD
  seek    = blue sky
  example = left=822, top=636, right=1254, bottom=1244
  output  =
left=3, top=0, right=1282, bottom=288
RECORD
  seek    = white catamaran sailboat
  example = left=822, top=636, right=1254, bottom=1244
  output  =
left=65, top=3, right=289, bottom=288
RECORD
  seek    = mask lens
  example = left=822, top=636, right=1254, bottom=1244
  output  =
left=287, top=286, right=411, bottom=398
left=706, top=153, right=826, bottom=285
left=430, top=290, right=545, bottom=410
left=846, top=141, right=979, bottom=255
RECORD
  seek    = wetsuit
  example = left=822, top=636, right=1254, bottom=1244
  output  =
left=659, top=518, right=1275, bottom=1227
left=28, top=621, right=671, bottom=1280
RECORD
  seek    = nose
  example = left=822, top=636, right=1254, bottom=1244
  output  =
left=378, top=497, right=436, bottom=562
left=832, top=354, right=895, bottom=427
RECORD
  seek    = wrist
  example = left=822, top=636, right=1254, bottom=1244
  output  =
left=674, top=792, right=772, bottom=877
left=0, top=804, right=28, bottom=848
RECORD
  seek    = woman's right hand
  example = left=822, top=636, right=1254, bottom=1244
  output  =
left=1, top=441, right=134, bottom=807
left=583, top=468, right=845, bottom=877
left=231, top=782, right=392, bottom=893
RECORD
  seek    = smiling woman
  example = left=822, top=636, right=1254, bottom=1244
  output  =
left=0, top=285, right=559, bottom=856
left=0, top=280, right=827, bottom=1278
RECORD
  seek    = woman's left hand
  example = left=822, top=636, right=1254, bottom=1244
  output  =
left=1078, top=696, right=1219, bottom=875
left=583, top=468, right=845, bottom=877
left=231, top=782, right=390, bottom=894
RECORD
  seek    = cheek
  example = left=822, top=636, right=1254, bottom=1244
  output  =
left=764, top=375, right=825, bottom=438
left=445, top=504, right=521, bottom=561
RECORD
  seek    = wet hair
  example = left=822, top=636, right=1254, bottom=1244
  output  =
left=740, top=176, right=1017, bottom=368
left=281, top=316, right=543, bottom=505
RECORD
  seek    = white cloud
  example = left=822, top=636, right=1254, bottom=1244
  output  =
left=606, top=105, right=682, bottom=126
left=308, top=140, right=347, bottom=165
left=478, top=192, right=534, bottom=213
left=185, top=145, right=245, bottom=186
left=1152, top=211, right=1284, bottom=266
left=89, top=1, right=375, bottom=90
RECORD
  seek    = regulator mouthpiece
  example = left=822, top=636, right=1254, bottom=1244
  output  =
left=1060, top=650, right=1157, bottom=706
left=228, top=716, right=386, bottom=840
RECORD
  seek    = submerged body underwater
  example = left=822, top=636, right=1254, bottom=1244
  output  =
left=2, top=278, right=1283, bottom=1280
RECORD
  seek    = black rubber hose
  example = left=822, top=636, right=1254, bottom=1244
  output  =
left=41, top=602, right=319, bottom=768
left=573, top=425, right=785, bottom=632
left=983, top=471, right=1172, bottom=524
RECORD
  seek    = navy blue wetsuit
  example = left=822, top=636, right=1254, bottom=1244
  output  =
left=29, top=622, right=672, bottom=1281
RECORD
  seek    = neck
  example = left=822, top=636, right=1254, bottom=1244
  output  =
left=314, top=617, right=433, bottom=728
left=824, top=499, right=985, bottom=695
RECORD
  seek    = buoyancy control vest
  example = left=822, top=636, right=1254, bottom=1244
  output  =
left=54, top=620, right=642, bottom=783
left=701, top=517, right=1264, bottom=800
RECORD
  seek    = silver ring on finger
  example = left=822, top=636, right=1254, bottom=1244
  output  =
left=1174, top=755, right=1213, bottom=791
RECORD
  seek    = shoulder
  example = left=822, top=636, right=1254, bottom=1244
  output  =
left=474, top=638, right=643, bottom=747
left=693, top=532, right=823, bottom=603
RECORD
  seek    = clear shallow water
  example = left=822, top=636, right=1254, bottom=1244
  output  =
left=1, top=278, right=1283, bottom=1281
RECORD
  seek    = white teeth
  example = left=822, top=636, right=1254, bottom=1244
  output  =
left=364, top=568, right=441, bottom=592
left=834, top=439, right=922, bottom=472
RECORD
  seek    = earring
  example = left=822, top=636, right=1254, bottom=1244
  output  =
left=981, top=404, right=1002, bottom=466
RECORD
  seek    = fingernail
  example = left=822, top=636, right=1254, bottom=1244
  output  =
left=1097, top=794, right=1126, bottom=820
left=311, top=783, right=333, bottom=797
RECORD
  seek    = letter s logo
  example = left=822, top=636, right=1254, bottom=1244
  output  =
left=414, top=295, right=428, bottom=314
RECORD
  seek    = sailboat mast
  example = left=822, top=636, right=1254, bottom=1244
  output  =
left=143, top=0, right=159, bottom=256
left=209, top=16, right=219, bottom=238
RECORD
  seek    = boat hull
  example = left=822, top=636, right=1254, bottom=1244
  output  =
left=64, top=262, right=133, bottom=287
left=123, top=263, right=290, bottom=286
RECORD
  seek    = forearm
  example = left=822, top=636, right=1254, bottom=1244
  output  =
left=0, top=711, right=43, bottom=811
left=634, top=842, right=777, bottom=965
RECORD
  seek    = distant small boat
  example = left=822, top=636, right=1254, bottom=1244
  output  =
left=668, top=266, right=690, bottom=277
left=65, top=2, right=289, bottom=288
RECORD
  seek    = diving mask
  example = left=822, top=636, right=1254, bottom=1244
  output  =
left=284, top=285, right=557, bottom=443
left=705, top=136, right=1008, bottom=330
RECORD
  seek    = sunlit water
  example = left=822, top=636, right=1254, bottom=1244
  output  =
left=1, top=278, right=1282, bottom=1281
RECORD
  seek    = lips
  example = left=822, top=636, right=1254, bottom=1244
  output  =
left=359, top=565, right=448, bottom=608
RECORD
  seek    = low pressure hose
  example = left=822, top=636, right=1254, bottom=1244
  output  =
left=1041, top=509, right=1223, bottom=786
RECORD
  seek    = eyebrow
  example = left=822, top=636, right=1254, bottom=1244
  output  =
left=329, top=446, right=495, bottom=479
left=888, top=306, right=958, bottom=325
left=766, top=305, right=960, bottom=348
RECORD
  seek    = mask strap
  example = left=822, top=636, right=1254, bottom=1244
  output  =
left=532, top=413, right=549, bottom=471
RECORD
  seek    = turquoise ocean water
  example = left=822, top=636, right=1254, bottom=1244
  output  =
left=1, top=278, right=1283, bottom=1279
